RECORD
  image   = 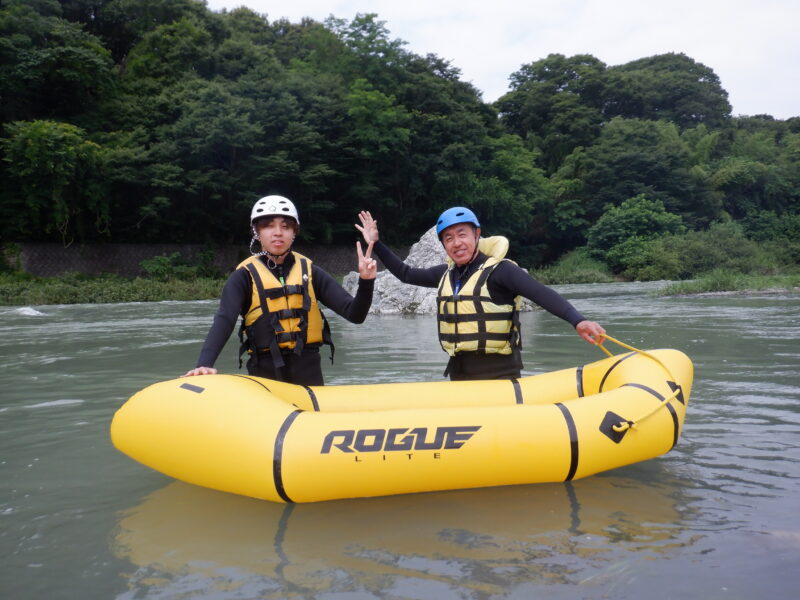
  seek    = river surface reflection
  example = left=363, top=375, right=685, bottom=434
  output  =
left=1, top=282, right=798, bottom=599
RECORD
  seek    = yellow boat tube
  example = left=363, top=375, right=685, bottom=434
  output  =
left=110, top=347, right=692, bottom=503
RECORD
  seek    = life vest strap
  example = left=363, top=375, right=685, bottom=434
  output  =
left=439, top=332, right=514, bottom=343
left=262, top=284, right=304, bottom=299
left=437, top=294, right=494, bottom=303
left=272, top=308, right=305, bottom=321
left=275, top=330, right=304, bottom=344
left=438, top=312, right=514, bottom=323
left=291, top=258, right=313, bottom=357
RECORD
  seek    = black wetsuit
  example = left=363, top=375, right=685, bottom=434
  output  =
left=373, top=241, right=586, bottom=381
left=195, top=252, right=374, bottom=385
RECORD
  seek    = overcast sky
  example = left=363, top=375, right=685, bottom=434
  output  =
left=205, top=0, right=799, bottom=120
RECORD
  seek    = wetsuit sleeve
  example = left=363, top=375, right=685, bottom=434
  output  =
left=312, top=264, right=374, bottom=324
left=372, top=240, right=447, bottom=288
left=489, top=261, right=586, bottom=327
left=195, top=268, right=250, bottom=368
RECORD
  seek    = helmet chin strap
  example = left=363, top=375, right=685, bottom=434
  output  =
left=457, top=247, right=480, bottom=270
left=469, top=242, right=480, bottom=263
left=261, top=247, right=291, bottom=267
left=256, top=246, right=291, bottom=259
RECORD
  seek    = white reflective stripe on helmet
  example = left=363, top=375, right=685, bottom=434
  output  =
left=250, top=195, right=300, bottom=225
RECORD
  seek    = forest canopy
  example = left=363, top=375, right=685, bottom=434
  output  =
left=1, top=0, right=798, bottom=269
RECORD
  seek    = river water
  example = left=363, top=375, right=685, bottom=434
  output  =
left=1, top=282, right=798, bottom=599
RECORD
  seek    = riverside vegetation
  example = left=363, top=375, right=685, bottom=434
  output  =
left=0, top=252, right=225, bottom=305
left=2, top=229, right=797, bottom=306
left=1, top=1, right=798, bottom=301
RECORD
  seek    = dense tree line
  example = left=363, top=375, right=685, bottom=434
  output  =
left=1, top=0, right=798, bottom=270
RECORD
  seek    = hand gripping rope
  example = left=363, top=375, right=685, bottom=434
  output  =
left=595, top=334, right=683, bottom=434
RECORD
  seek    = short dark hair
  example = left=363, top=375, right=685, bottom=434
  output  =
left=253, top=215, right=299, bottom=232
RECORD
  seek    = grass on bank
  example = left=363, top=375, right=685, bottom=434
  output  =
left=0, top=271, right=225, bottom=306
left=529, top=249, right=616, bottom=284
left=656, top=271, right=800, bottom=296
left=0, top=251, right=228, bottom=305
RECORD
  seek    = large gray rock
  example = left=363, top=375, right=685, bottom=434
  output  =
left=344, top=228, right=535, bottom=314
left=343, top=227, right=445, bottom=314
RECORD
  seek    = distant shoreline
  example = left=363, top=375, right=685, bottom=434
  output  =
left=656, top=273, right=800, bottom=297
left=667, top=287, right=800, bottom=297
left=2, top=271, right=798, bottom=306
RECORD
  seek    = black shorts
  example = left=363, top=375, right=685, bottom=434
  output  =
left=445, top=350, right=523, bottom=381
left=247, top=347, right=324, bottom=386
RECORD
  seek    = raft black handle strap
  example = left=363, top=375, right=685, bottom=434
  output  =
left=595, top=334, right=683, bottom=434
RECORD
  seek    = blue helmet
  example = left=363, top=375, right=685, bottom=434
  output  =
left=435, top=207, right=481, bottom=237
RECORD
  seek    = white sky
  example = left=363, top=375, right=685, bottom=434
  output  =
left=206, top=0, right=799, bottom=120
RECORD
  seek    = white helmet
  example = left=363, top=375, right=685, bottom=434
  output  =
left=250, top=195, right=300, bottom=225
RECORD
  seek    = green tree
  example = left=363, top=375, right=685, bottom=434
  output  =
left=211, top=11, right=278, bottom=80
left=710, top=118, right=800, bottom=218
left=338, top=78, right=411, bottom=233
left=324, top=13, right=407, bottom=89
left=623, top=222, right=783, bottom=280
left=681, top=124, right=723, bottom=166
left=60, top=0, right=214, bottom=63
left=552, top=118, right=721, bottom=240
left=604, top=53, right=731, bottom=128
left=585, top=194, right=685, bottom=271
left=1, top=120, right=110, bottom=242
left=496, top=53, right=607, bottom=173
left=345, top=79, right=410, bottom=157
left=0, top=0, right=115, bottom=122
left=124, top=16, right=214, bottom=81
left=468, top=134, right=552, bottom=265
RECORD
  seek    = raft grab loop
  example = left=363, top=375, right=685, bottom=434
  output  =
left=596, top=335, right=684, bottom=436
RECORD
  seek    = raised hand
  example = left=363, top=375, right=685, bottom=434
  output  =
left=355, top=210, right=380, bottom=244
left=356, top=240, right=377, bottom=279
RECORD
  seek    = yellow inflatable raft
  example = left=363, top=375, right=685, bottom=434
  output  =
left=111, top=343, right=692, bottom=503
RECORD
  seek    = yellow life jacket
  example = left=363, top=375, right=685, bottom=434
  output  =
left=437, top=237, right=521, bottom=357
left=236, top=253, right=329, bottom=366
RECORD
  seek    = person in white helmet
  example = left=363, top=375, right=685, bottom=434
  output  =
left=183, top=195, right=377, bottom=385
left=356, top=208, right=605, bottom=381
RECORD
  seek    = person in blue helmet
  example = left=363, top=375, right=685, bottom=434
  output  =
left=356, top=208, right=605, bottom=381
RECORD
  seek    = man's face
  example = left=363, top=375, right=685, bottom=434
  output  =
left=441, top=223, right=480, bottom=266
left=255, top=216, right=296, bottom=255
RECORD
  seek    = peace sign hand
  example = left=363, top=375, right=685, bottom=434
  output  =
left=357, top=240, right=377, bottom=279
